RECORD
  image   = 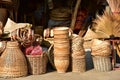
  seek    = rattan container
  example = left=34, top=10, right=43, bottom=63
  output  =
left=26, top=52, right=48, bottom=75
left=92, top=56, right=112, bottom=72
left=72, top=55, right=86, bottom=73
left=0, top=41, right=28, bottom=78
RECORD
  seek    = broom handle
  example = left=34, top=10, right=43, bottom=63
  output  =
left=70, top=0, right=81, bottom=30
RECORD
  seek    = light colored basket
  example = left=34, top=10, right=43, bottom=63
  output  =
left=92, top=56, right=112, bottom=72
left=0, top=41, right=28, bottom=78
left=0, top=41, right=7, bottom=55
left=26, top=52, right=48, bottom=75
left=72, top=55, right=86, bottom=73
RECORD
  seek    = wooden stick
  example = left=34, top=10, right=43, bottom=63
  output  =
left=70, top=0, right=81, bottom=30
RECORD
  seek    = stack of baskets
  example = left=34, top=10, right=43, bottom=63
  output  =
left=91, top=39, right=112, bottom=72
left=53, top=27, right=70, bottom=73
left=71, top=34, right=86, bottom=72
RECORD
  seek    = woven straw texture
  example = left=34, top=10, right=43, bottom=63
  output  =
left=71, top=34, right=85, bottom=56
left=93, top=56, right=112, bottom=72
left=0, top=41, right=28, bottom=78
left=91, top=39, right=111, bottom=57
left=26, top=52, right=48, bottom=75
left=72, top=55, right=86, bottom=73
left=0, top=41, right=6, bottom=55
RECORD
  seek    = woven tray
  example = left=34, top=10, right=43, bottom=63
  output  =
left=26, top=52, right=48, bottom=75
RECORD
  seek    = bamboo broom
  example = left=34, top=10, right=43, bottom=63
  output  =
left=106, top=0, right=120, bottom=13
left=92, top=11, right=120, bottom=38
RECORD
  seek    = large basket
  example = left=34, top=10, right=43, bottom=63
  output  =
left=92, top=56, right=112, bottom=72
left=72, top=55, right=86, bottom=73
left=26, top=52, right=48, bottom=75
left=0, top=41, right=28, bottom=78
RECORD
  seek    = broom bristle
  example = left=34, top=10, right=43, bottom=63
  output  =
left=106, top=0, right=120, bottom=13
left=92, top=11, right=120, bottom=38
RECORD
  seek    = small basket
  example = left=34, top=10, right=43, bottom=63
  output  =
left=92, top=56, right=112, bottom=72
left=26, top=52, right=48, bottom=75
left=72, top=55, right=86, bottom=73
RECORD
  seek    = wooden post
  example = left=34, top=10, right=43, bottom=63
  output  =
left=70, top=0, right=81, bottom=30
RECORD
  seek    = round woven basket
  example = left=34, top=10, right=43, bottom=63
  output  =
left=0, top=41, right=28, bottom=78
left=91, top=39, right=111, bottom=57
left=26, top=52, right=48, bottom=75
left=92, top=56, right=112, bottom=72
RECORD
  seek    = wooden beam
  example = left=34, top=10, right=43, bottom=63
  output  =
left=70, top=0, right=81, bottom=30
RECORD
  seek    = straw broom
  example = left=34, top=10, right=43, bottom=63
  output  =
left=92, top=11, right=120, bottom=38
left=106, top=0, right=120, bottom=13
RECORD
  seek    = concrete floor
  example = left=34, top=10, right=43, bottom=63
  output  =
left=0, top=50, right=120, bottom=80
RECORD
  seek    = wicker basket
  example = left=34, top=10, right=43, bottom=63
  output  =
left=72, top=55, right=86, bottom=73
left=26, top=52, right=48, bottom=75
left=92, top=56, right=112, bottom=72
left=0, top=41, right=6, bottom=55
left=0, top=41, right=28, bottom=78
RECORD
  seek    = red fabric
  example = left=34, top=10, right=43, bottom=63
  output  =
left=31, top=45, right=42, bottom=55
left=25, top=46, right=34, bottom=55
left=25, top=45, right=43, bottom=55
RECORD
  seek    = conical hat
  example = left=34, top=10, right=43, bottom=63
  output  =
left=83, top=28, right=98, bottom=40
left=4, top=18, right=17, bottom=33
left=4, top=18, right=32, bottom=33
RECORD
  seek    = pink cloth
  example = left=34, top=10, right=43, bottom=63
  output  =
left=25, top=45, right=42, bottom=55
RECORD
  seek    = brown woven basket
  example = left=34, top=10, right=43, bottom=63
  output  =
left=0, top=41, right=28, bottom=78
left=92, top=56, right=112, bottom=72
left=26, top=52, right=48, bottom=75
left=72, top=55, right=86, bottom=73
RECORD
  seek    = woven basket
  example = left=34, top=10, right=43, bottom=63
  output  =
left=91, top=39, right=111, bottom=57
left=26, top=52, right=48, bottom=75
left=0, top=41, right=7, bottom=55
left=0, top=41, right=28, bottom=78
left=72, top=55, right=86, bottom=73
left=92, top=56, right=112, bottom=72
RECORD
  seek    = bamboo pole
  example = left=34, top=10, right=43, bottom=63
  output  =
left=70, top=0, right=81, bottom=30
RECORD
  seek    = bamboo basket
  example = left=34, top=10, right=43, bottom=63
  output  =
left=72, top=55, right=86, bottom=73
left=0, top=41, right=28, bottom=78
left=92, top=56, right=112, bottom=72
left=0, top=41, right=7, bottom=56
left=26, top=52, right=48, bottom=75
